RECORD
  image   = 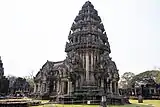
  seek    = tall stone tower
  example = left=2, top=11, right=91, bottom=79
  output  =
left=65, top=1, right=119, bottom=89
left=34, top=1, right=123, bottom=104
left=0, top=56, right=9, bottom=95
left=0, top=56, right=4, bottom=79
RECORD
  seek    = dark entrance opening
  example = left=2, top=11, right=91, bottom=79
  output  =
left=64, top=81, right=68, bottom=94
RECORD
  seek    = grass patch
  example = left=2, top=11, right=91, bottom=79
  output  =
left=31, top=99, right=160, bottom=107
left=130, top=99, right=160, bottom=107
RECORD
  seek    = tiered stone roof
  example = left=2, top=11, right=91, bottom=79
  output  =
left=65, top=1, right=110, bottom=53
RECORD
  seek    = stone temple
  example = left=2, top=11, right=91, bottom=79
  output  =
left=0, top=56, right=9, bottom=95
left=34, top=1, right=124, bottom=104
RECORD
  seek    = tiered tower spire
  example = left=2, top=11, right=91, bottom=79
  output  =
left=65, top=1, right=111, bottom=85
left=65, top=1, right=110, bottom=53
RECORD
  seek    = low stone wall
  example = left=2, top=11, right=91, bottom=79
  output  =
left=0, top=99, right=41, bottom=107
left=0, top=102, right=28, bottom=107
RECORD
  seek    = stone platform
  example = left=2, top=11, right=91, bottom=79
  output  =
left=0, top=99, right=41, bottom=107
left=0, top=102, right=28, bottom=107
left=50, top=86, right=128, bottom=105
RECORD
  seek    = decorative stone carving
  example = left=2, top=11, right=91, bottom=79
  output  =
left=99, top=51, right=110, bottom=70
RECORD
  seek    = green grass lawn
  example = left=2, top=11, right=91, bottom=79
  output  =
left=30, top=100, right=160, bottom=107
left=130, top=99, right=160, bottom=107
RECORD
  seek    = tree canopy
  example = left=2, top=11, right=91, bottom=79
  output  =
left=131, top=70, right=160, bottom=87
left=119, top=72, right=135, bottom=89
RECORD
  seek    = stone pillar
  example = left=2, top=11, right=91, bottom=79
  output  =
left=43, top=83, right=46, bottom=92
left=113, top=82, right=116, bottom=94
left=40, top=83, right=43, bottom=93
left=86, top=52, right=89, bottom=82
left=83, top=52, right=85, bottom=69
left=116, top=82, right=119, bottom=95
left=41, top=83, right=43, bottom=93
left=78, top=36, right=80, bottom=43
left=62, top=82, right=64, bottom=94
left=68, top=81, right=72, bottom=95
left=34, top=83, right=37, bottom=93
left=94, top=51, right=96, bottom=66
left=57, top=81, right=60, bottom=94
left=154, top=88, right=156, bottom=94
left=46, top=82, right=50, bottom=93
left=67, top=81, right=70, bottom=94
left=101, top=79, right=104, bottom=87
left=135, top=88, right=137, bottom=96
left=114, top=82, right=117, bottom=94
left=40, top=84, right=42, bottom=93
left=110, top=81, right=113, bottom=94
left=107, top=83, right=110, bottom=93
left=76, top=80, right=78, bottom=87
left=90, top=52, right=95, bottom=83
left=149, top=88, right=151, bottom=94
left=38, top=83, right=41, bottom=92
left=73, top=36, right=76, bottom=43
left=91, top=52, right=93, bottom=71
left=37, top=83, right=39, bottom=92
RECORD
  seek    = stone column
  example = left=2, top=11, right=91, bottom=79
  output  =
left=116, top=82, right=119, bottom=95
left=90, top=52, right=95, bottom=83
left=38, top=83, right=40, bottom=92
left=41, top=83, right=44, bottom=93
left=107, top=83, right=110, bottom=93
left=67, top=81, right=70, bottom=94
left=76, top=80, right=78, bottom=87
left=46, top=82, right=50, bottom=93
left=114, top=82, right=116, bottom=94
left=34, top=83, right=37, bottom=93
left=135, top=88, right=137, bottom=96
left=42, top=83, right=44, bottom=92
left=37, top=84, right=38, bottom=92
left=101, top=79, right=104, bottom=87
left=73, top=36, right=76, bottom=43
left=91, top=52, right=93, bottom=71
left=83, top=52, right=85, bottom=69
left=86, top=52, right=89, bottom=82
left=94, top=51, right=96, bottom=66
left=39, top=83, right=42, bottom=93
left=62, top=82, right=64, bottom=94
left=68, top=81, right=72, bottom=95
left=57, top=81, right=60, bottom=94
left=78, top=36, right=80, bottom=43
left=114, top=82, right=117, bottom=94
left=43, top=83, right=46, bottom=92
left=110, top=81, right=113, bottom=94
left=149, top=88, right=151, bottom=94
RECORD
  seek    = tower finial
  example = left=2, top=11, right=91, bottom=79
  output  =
left=83, top=1, right=94, bottom=9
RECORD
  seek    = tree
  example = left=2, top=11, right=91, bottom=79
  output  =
left=24, top=71, right=34, bottom=93
left=155, top=69, right=160, bottom=84
left=119, top=72, right=135, bottom=89
left=131, top=70, right=160, bottom=86
left=7, top=75, right=17, bottom=94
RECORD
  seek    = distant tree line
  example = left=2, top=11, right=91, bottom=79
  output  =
left=0, top=72, right=34, bottom=96
left=119, top=69, right=160, bottom=97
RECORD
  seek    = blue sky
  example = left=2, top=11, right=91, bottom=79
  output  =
left=0, top=0, right=159, bottom=77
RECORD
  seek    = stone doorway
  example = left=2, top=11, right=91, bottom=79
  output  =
left=64, top=81, right=68, bottom=94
